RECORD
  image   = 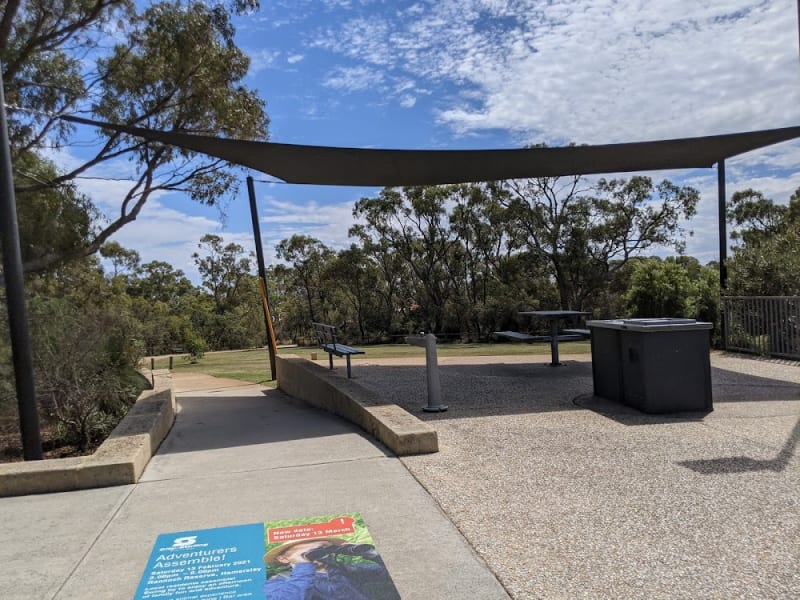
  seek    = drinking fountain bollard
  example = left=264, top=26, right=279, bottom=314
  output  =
left=405, top=332, right=448, bottom=412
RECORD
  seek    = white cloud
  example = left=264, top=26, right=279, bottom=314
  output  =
left=312, top=17, right=394, bottom=66
left=297, top=0, right=800, bottom=264
left=287, top=53, right=305, bottom=64
left=248, top=49, right=281, bottom=74
left=308, top=0, right=800, bottom=140
left=103, top=196, right=271, bottom=285
left=435, top=1, right=799, bottom=142
left=323, top=65, right=384, bottom=92
left=257, top=194, right=365, bottom=256
left=40, top=145, right=170, bottom=213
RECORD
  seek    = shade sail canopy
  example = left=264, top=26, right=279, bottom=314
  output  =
left=63, top=115, right=800, bottom=187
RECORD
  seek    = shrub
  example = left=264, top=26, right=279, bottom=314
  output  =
left=28, top=298, right=146, bottom=451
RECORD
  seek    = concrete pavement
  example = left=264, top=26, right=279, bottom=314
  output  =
left=2, top=354, right=798, bottom=599
left=0, top=373, right=509, bottom=600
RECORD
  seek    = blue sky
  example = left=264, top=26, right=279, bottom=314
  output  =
left=68, top=0, right=800, bottom=282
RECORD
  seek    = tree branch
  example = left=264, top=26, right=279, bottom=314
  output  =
left=4, top=1, right=121, bottom=81
left=0, top=0, right=22, bottom=51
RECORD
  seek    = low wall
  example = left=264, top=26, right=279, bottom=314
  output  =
left=0, top=371, right=176, bottom=497
left=276, top=354, right=438, bottom=455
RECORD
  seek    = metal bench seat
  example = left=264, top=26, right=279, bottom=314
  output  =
left=320, top=342, right=364, bottom=357
left=494, top=330, right=537, bottom=342
left=562, top=328, right=591, bottom=338
left=495, top=331, right=586, bottom=343
left=313, top=322, right=365, bottom=378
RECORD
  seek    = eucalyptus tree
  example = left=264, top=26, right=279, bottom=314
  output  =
left=0, top=0, right=268, bottom=275
left=323, top=245, right=382, bottom=340
left=12, top=152, right=97, bottom=270
left=727, top=189, right=791, bottom=246
left=727, top=187, right=800, bottom=296
left=129, top=259, right=193, bottom=304
left=352, top=185, right=469, bottom=334
left=448, top=182, right=524, bottom=338
left=348, top=221, right=409, bottom=336
left=192, top=233, right=254, bottom=314
left=275, top=235, right=336, bottom=326
left=99, top=241, right=140, bottom=279
left=501, top=175, right=699, bottom=311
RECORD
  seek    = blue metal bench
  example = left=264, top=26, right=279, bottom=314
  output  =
left=312, top=322, right=365, bottom=378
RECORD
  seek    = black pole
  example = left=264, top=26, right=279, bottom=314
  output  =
left=0, top=63, right=42, bottom=459
left=247, top=176, right=277, bottom=380
left=718, top=159, right=728, bottom=347
left=718, top=160, right=728, bottom=291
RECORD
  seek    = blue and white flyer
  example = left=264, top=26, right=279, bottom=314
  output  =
left=134, top=513, right=401, bottom=599
left=134, top=522, right=266, bottom=599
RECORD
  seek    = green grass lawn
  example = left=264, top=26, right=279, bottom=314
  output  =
left=148, top=341, right=591, bottom=386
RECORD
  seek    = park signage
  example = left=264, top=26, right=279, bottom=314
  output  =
left=134, top=512, right=401, bottom=599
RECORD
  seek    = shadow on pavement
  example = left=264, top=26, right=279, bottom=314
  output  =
left=156, top=388, right=389, bottom=455
left=356, top=361, right=593, bottom=420
left=572, top=393, right=711, bottom=425
left=355, top=362, right=799, bottom=422
left=678, top=416, right=800, bottom=474
left=708, top=367, right=800, bottom=402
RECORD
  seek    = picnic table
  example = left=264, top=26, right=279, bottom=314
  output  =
left=496, top=310, right=590, bottom=366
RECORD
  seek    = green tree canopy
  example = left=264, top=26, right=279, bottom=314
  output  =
left=1, top=0, right=268, bottom=276
left=625, top=258, right=693, bottom=318
left=193, top=233, right=254, bottom=314
left=727, top=187, right=800, bottom=296
left=275, top=235, right=335, bottom=325
left=502, top=175, right=699, bottom=310
left=12, top=151, right=98, bottom=266
left=100, top=241, right=140, bottom=279
left=129, top=260, right=193, bottom=304
left=727, top=189, right=789, bottom=246
left=353, top=186, right=469, bottom=333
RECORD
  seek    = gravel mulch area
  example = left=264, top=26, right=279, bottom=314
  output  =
left=353, top=353, right=800, bottom=599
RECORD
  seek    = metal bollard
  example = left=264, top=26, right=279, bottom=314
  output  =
left=405, top=333, right=447, bottom=412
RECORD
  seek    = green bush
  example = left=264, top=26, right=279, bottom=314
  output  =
left=27, top=298, right=146, bottom=451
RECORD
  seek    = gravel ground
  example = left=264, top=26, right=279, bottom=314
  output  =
left=350, top=352, right=800, bottom=599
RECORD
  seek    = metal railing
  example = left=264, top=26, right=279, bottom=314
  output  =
left=722, top=296, right=800, bottom=360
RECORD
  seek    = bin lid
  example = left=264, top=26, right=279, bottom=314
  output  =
left=587, top=318, right=713, bottom=331
left=622, top=318, right=697, bottom=326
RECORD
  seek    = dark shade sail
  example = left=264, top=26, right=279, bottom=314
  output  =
left=62, top=115, right=800, bottom=187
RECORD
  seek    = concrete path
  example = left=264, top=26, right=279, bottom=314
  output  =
left=0, top=373, right=509, bottom=600
left=3, top=355, right=797, bottom=599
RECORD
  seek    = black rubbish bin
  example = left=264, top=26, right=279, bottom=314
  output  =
left=587, top=318, right=713, bottom=414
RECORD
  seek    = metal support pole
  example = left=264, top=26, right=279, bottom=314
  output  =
left=406, top=333, right=447, bottom=412
left=718, top=160, right=728, bottom=347
left=718, top=160, right=728, bottom=291
left=0, top=63, right=42, bottom=459
left=247, top=176, right=277, bottom=380
left=548, top=319, right=560, bottom=366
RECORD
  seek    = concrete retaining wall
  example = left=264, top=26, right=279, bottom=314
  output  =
left=276, top=354, right=438, bottom=455
left=0, top=371, right=176, bottom=497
